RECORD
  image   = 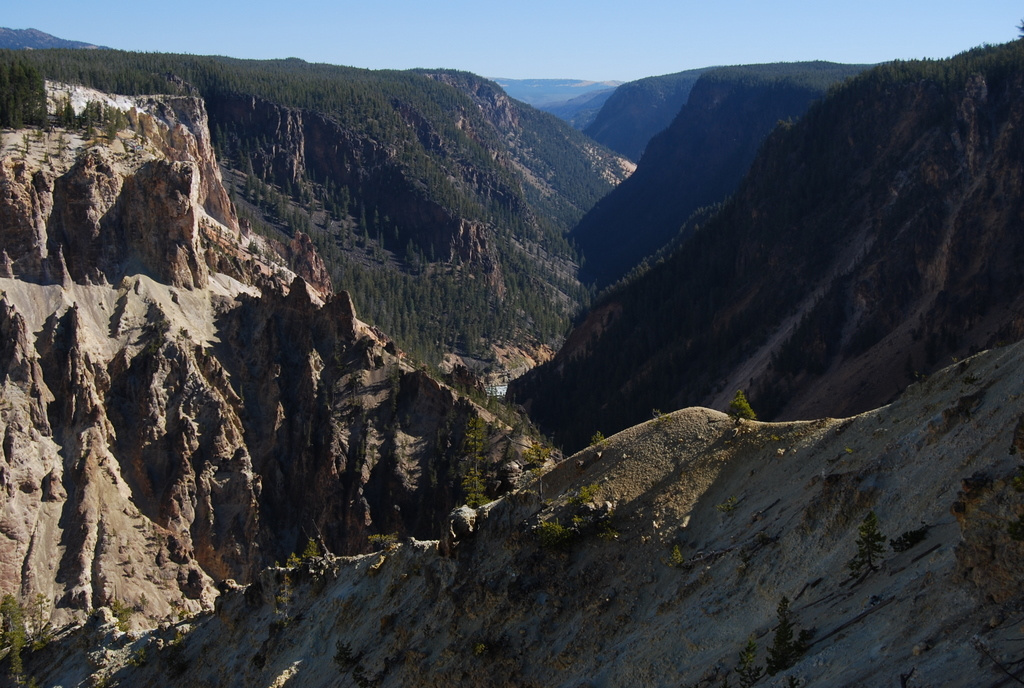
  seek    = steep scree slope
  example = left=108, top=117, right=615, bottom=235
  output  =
left=27, top=338, right=1024, bottom=687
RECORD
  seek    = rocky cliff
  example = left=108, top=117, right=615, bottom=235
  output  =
left=8, top=83, right=242, bottom=290
left=25, top=331, right=1024, bottom=687
left=0, top=85, right=535, bottom=633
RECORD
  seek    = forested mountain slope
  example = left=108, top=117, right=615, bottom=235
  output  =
left=537, top=87, right=617, bottom=130
left=583, top=67, right=708, bottom=160
left=574, top=62, right=868, bottom=288
left=513, top=43, right=1024, bottom=451
left=10, top=49, right=632, bottom=370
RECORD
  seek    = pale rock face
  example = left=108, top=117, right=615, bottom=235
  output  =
left=2, top=87, right=239, bottom=289
left=118, top=159, right=208, bottom=289
left=48, top=147, right=124, bottom=284
left=0, top=158, right=52, bottom=276
left=0, top=102, right=270, bottom=622
left=134, top=95, right=239, bottom=235
left=0, top=298, right=217, bottom=627
left=0, top=300, right=59, bottom=600
left=0, top=91, right=281, bottom=623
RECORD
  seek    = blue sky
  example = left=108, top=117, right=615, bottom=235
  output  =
left=5, top=1, right=1021, bottom=81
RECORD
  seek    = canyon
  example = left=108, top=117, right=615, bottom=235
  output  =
left=0, top=85, right=537, bottom=635
left=1, top=35, right=1024, bottom=688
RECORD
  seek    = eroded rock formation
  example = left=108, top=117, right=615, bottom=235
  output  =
left=0, top=85, right=523, bottom=631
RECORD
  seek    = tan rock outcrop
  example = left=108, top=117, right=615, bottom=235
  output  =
left=129, top=95, right=238, bottom=234
left=273, top=231, right=333, bottom=296
left=0, top=261, right=500, bottom=630
left=47, top=147, right=124, bottom=284
left=118, top=159, right=209, bottom=289
left=0, top=158, right=52, bottom=278
left=1, top=87, right=246, bottom=290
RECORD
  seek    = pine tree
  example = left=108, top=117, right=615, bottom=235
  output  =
left=848, top=511, right=886, bottom=575
left=735, top=634, right=765, bottom=687
left=461, top=416, right=488, bottom=507
left=30, top=592, right=51, bottom=649
left=301, top=537, right=322, bottom=561
left=729, top=390, right=757, bottom=420
left=766, top=596, right=810, bottom=675
left=0, top=594, right=26, bottom=679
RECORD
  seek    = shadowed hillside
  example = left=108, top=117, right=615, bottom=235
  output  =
left=574, top=62, right=868, bottom=288
left=25, top=339, right=1024, bottom=687
left=584, top=67, right=709, bottom=160
left=514, top=43, right=1024, bottom=451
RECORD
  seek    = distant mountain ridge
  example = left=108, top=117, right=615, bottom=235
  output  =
left=494, top=78, right=622, bottom=129
left=583, top=67, right=709, bottom=160
left=573, top=61, right=870, bottom=288
left=493, top=78, right=622, bottom=107
left=0, top=27, right=108, bottom=50
left=536, top=88, right=617, bottom=130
